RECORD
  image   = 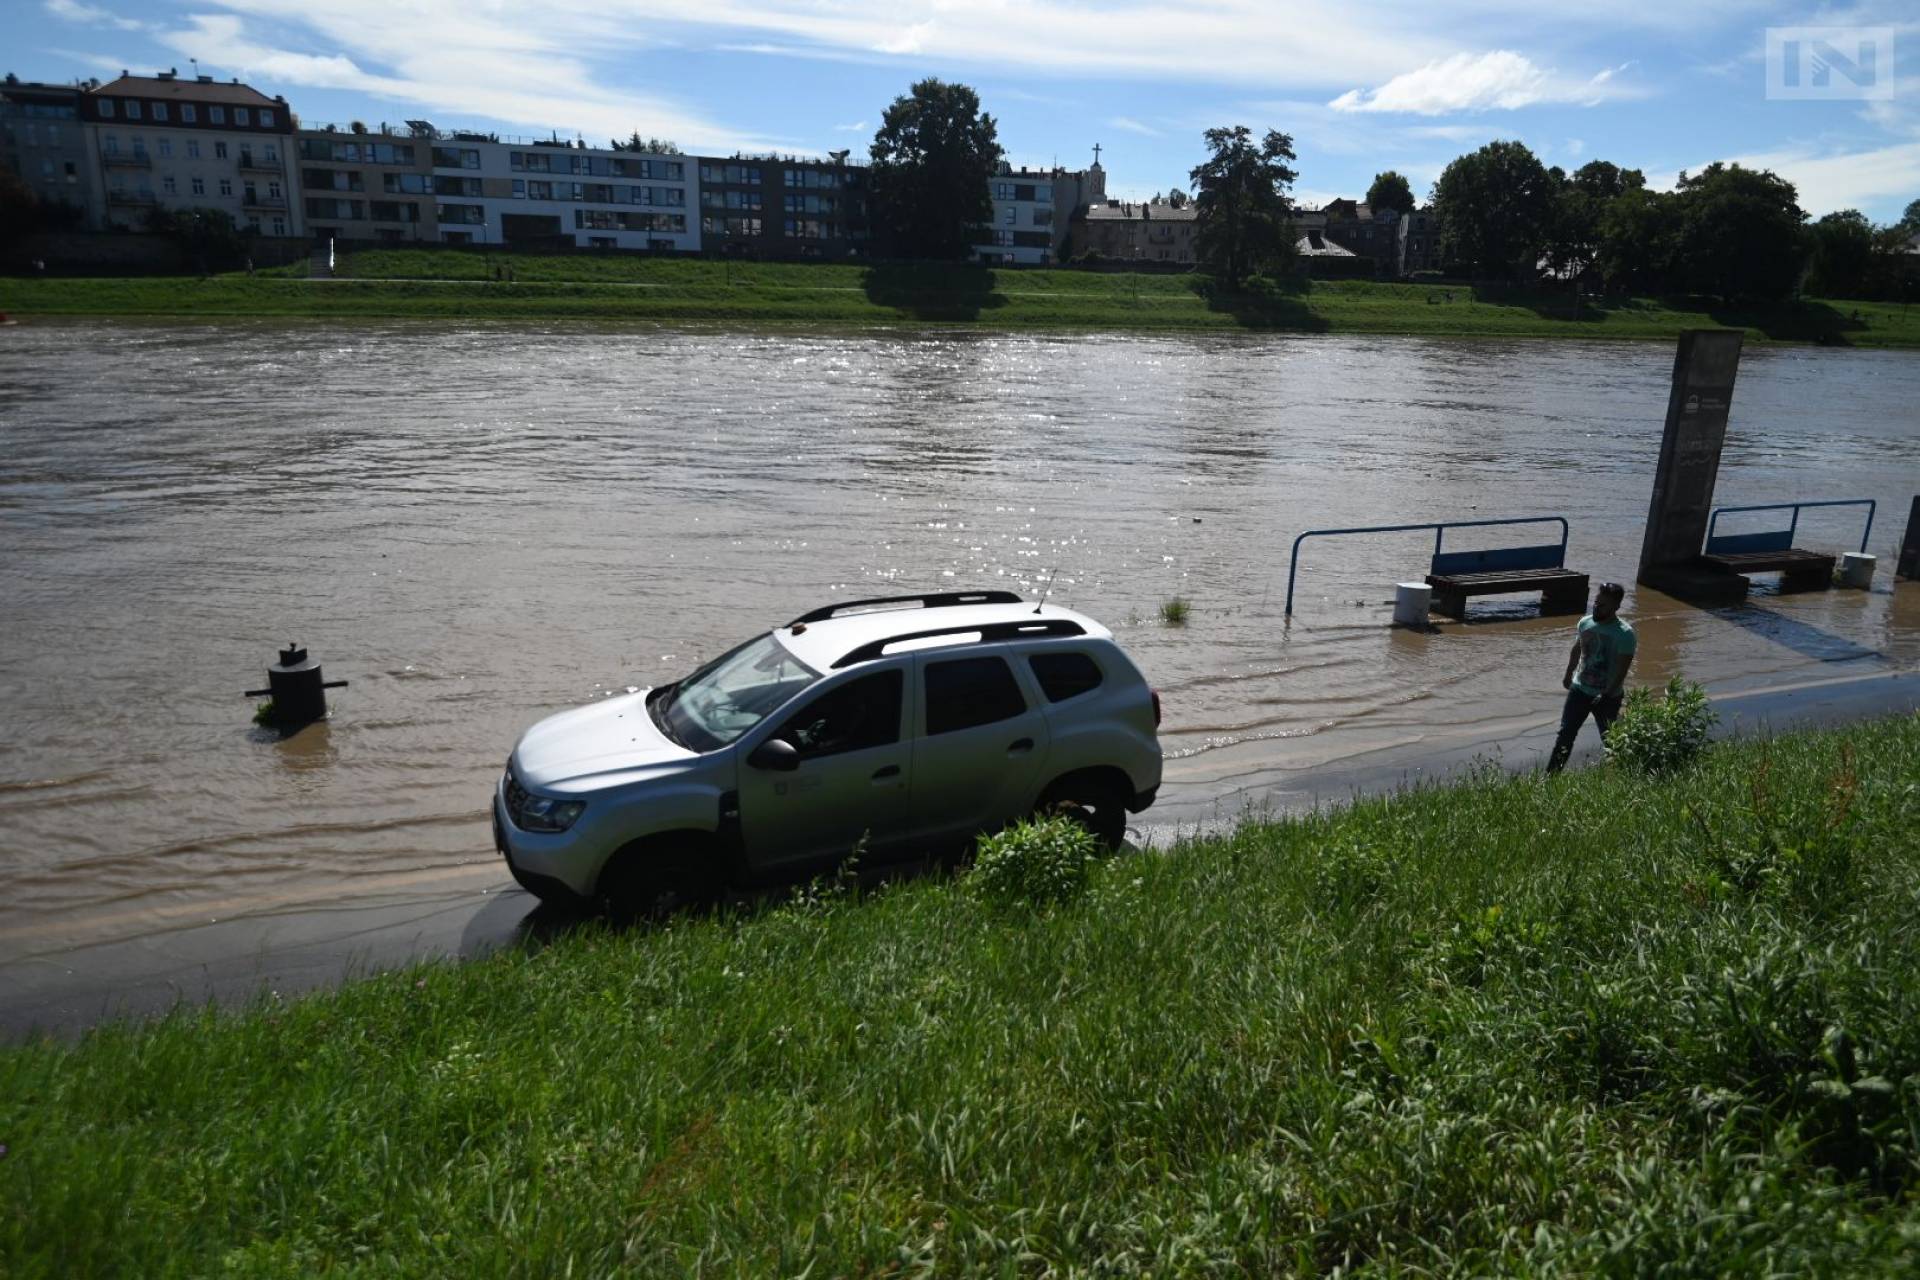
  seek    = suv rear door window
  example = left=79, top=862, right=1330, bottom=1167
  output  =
left=776, top=670, right=903, bottom=759
left=924, top=657, right=1026, bottom=735
left=1029, top=651, right=1104, bottom=702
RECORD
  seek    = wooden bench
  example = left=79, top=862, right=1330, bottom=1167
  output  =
left=1425, top=544, right=1588, bottom=621
left=1700, top=530, right=1834, bottom=592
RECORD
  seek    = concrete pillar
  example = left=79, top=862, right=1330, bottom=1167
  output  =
left=1637, top=329, right=1747, bottom=599
left=1393, top=582, right=1432, bottom=627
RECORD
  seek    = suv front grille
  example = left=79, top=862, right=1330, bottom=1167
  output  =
left=503, top=762, right=532, bottom=830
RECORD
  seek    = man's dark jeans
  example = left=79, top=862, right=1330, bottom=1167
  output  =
left=1547, top=686, right=1623, bottom=773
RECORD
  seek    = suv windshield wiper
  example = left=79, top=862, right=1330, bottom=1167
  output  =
left=647, top=684, right=684, bottom=747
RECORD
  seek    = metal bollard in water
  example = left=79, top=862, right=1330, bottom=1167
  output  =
left=245, top=643, right=348, bottom=729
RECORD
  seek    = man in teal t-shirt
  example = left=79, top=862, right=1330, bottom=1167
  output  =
left=1546, top=581, right=1636, bottom=773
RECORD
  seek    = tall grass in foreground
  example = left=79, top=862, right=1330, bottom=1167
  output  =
left=3, top=716, right=1919, bottom=1274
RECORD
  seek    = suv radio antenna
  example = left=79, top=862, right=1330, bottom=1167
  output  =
left=1034, top=566, right=1059, bottom=613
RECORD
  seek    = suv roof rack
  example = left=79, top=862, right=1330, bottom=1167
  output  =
left=831, top=618, right=1085, bottom=669
left=787, top=590, right=1025, bottom=627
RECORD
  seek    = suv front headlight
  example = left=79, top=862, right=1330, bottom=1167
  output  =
left=518, top=795, right=587, bottom=833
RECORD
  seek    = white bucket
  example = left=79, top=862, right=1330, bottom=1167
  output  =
left=1840, top=551, right=1876, bottom=589
left=1392, top=582, right=1432, bottom=627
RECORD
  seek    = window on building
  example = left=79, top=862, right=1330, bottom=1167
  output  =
left=47, top=125, right=60, bottom=146
left=191, top=177, right=205, bottom=195
left=63, top=160, right=77, bottom=181
left=263, top=144, right=278, bottom=163
left=162, top=175, right=176, bottom=194
left=98, top=99, right=114, bottom=118
left=102, top=133, right=118, bottom=154
left=125, top=100, right=141, bottom=120
left=158, top=138, right=172, bottom=157
left=924, top=658, right=1027, bottom=735
left=272, top=217, right=286, bottom=235
left=246, top=216, right=261, bottom=232
left=234, top=108, right=250, bottom=127
left=39, top=158, right=52, bottom=178
left=181, top=104, right=196, bottom=123
left=995, top=182, right=1012, bottom=200
left=210, top=106, right=226, bottom=124
left=1003, top=206, right=1016, bottom=225
left=219, top=178, right=233, bottom=196
left=186, top=139, right=200, bottom=158
left=268, top=180, right=281, bottom=198
left=215, top=142, right=228, bottom=159
left=152, top=102, right=167, bottom=122
left=131, top=136, right=147, bottom=158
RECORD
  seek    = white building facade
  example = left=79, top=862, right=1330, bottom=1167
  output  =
left=972, top=157, right=1105, bottom=266
left=426, top=137, right=698, bottom=252
left=81, top=72, right=300, bottom=238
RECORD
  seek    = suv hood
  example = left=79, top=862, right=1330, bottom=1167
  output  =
left=512, top=688, right=697, bottom=790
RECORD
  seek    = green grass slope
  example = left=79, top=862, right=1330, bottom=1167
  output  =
left=4, top=715, right=1919, bottom=1274
left=4, top=252, right=1916, bottom=347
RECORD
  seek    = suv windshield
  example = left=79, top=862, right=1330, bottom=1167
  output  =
left=661, top=632, right=819, bottom=751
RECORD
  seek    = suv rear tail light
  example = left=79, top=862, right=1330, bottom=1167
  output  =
left=1151, top=688, right=1162, bottom=728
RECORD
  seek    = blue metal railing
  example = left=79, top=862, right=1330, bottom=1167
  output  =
left=1705, top=499, right=1875, bottom=557
left=1284, top=515, right=1570, bottom=616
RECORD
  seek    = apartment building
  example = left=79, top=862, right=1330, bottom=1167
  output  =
left=1404, top=207, right=1444, bottom=274
left=1318, top=199, right=1408, bottom=277
left=1073, top=200, right=1198, bottom=264
left=413, top=135, right=695, bottom=251
left=298, top=123, right=437, bottom=242
left=698, top=153, right=868, bottom=259
left=972, top=155, right=1105, bottom=265
left=0, top=77, right=99, bottom=222
left=80, top=71, right=299, bottom=238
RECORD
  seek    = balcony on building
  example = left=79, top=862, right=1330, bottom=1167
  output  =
left=244, top=193, right=289, bottom=210
left=107, top=189, right=157, bottom=204
left=103, top=150, right=152, bottom=168
left=237, top=150, right=282, bottom=173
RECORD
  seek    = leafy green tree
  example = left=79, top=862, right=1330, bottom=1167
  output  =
left=869, top=79, right=1002, bottom=260
left=1805, top=209, right=1876, bottom=298
left=0, top=166, right=41, bottom=244
left=1543, top=162, right=1647, bottom=283
left=611, top=133, right=681, bottom=154
left=1595, top=187, right=1681, bottom=294
left=1165, top=187, right=1189, bottom=209
left=1188, top=126, right=1298, bottom=286
left=1672, top=163, right=1807, bottom=302
left=1902, top=198, right=1920, bottom=232
left=1431, top=140, right=1555, bottom=280
left=1365, top=170, right=1414, bottom=216
left=145, top=206, right=248, bottom=273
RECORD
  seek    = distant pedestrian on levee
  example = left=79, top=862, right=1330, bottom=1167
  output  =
left=1546, top=581, right=1636, bottom=774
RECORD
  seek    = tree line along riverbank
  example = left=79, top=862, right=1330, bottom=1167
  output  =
left=4, top=712, right=1919, bottom=1273
left=3, top=251, right=1917, bottom=347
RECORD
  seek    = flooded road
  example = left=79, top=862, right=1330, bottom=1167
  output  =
left=1, top=321, right=1916, bottom=1027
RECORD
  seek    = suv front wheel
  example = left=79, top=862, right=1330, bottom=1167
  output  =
left=596, top=836, right=722, bottom=921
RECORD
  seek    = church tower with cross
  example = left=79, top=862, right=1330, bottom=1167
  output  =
left=1088, top=142, right=1107, bottom=202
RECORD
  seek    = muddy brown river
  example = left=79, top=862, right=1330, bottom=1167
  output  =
left=1, top=321, right=1916, bottom=1030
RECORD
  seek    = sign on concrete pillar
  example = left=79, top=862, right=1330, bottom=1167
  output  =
left=1637, top=329, right=1745, bottom=582
left=1900, top=495, right=1920, bottom=581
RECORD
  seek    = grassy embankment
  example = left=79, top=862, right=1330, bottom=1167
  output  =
left=3, top=248, right=1917, bottom=346
left=5, top=715, right=1920, bottom=1273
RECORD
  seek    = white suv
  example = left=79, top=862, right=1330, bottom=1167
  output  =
left=493, top=591, right=1163, bottom=913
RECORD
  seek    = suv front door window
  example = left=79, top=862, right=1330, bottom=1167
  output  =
left=909, top=651, right=1051, bottom=845
left=737, top=667, right=911, bottom=867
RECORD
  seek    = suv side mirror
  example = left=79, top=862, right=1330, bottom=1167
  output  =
left=748, top=738, right=801, bottom=772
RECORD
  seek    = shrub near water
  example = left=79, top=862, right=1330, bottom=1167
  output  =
left=966, top=814, right=1102, bottom=907
left=1608, top=676, right=1718, bottom=774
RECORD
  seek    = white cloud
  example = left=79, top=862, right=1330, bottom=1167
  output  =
left=1109, top=116, right=1162, bottom=137
left=1567, top=137, right=1586, bottom=156
left=834, top=120, right=868, bottom=133
left=43, top=0, right=145, bottom=31
left=1718, top=140, right=1920, bottom=217
left=150, top=6, right=774, bottom=152
left=1328, top=50, right=1642, bottom=114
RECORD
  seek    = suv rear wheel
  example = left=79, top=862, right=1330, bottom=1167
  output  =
left=1036, top=773, right=1129, bottom=851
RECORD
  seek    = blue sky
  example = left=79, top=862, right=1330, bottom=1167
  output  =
left=11, top=0, right=1917, bottom=220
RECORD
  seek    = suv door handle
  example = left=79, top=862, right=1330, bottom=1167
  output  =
left=871, top=764, right=901, bottom=781
left=1007, top=738, right=1034, bottom=755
